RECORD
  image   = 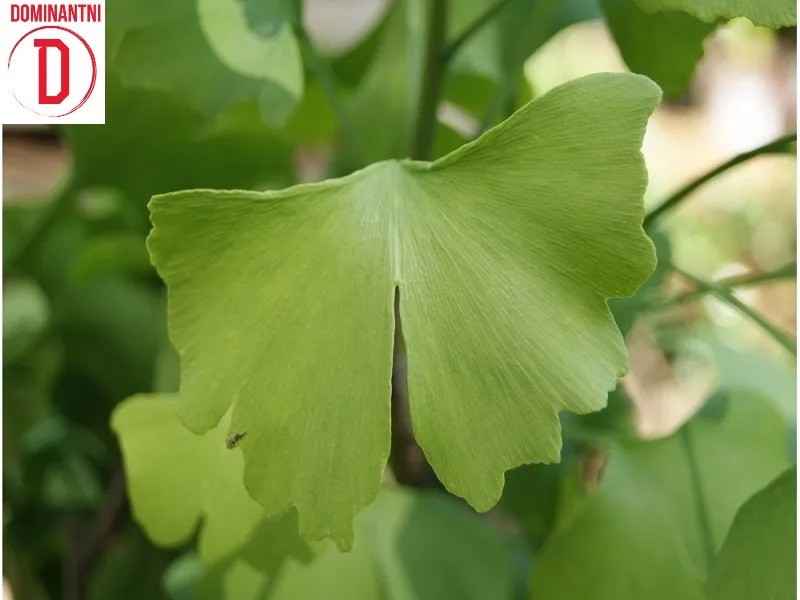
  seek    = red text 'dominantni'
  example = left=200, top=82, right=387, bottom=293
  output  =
left=10, top=3, right=102, bottom=23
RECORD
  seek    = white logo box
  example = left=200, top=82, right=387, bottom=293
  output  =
left=1, top=0, right=105, bottom=124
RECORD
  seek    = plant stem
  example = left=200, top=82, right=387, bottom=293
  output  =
left=680, top=425, right=716, bottom=569
left=653, top=262, right=796, bottom=310
left=441, top=0, right=515, bottom=64
left=410, top=0, right=448, bottom=161
left=644, top=133, right=796, bottom=230
left=673, top=267, right=796, bottom=355
left=294, top=24, right=355, bottom=149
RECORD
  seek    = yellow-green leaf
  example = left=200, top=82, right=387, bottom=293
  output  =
left=111, top=394, right=310, bottom=569
left=148, top=73, right=660, bottom=548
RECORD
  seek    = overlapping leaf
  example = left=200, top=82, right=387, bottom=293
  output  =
left=148, top=73, right=660, bottom=547
left=603, top=0, right=714, bottom=98
left=111, top=394, right=311, bottom=569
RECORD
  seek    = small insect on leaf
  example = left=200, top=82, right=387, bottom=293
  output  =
left=225, top=431, right=247, bottom=449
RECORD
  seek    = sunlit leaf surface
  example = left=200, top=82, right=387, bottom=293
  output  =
left=148, top=73, right=659, bottom=547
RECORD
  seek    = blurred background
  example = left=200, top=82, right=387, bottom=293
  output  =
left=3, top=0, right=796, bottom=598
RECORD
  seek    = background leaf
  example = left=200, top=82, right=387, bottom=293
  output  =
left=529, top=390, right=791, bottom=598
left=603, top=0, right=714, bottom=98
left=706, top=467, right=796, bottom=600
left=109, top=0, right=303, bottom=124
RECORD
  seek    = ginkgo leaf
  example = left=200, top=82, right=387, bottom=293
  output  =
left=634, top=0, right=796, bottom=27
left=111, top=394, right=311, bottom=569
left=148, top=72, right=660, bottom=548
left=603, top=0, right=715, bottom=98
left=707, top=467, right=796, bottom=600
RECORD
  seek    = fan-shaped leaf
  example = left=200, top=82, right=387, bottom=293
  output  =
left=148, top=73, right=660, bottom=548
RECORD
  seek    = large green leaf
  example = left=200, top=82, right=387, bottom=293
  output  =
left=111, top=394, right=310, bottom=569
left=268, top=489, right=514, bottom=600
left=529, top=391, right=791, bottom=599
left=634, top=0, right=796, bottom=27
left=707, top=467, right=796, bottom=600
left=603, top=0, right=714, bottom=98
left=148, top=73, right=660, bottom=548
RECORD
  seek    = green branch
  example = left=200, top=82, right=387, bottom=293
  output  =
left=411, top=0, right=448, bottom=160
left=672, top=267, right=796, bottom=355
left=441, top=0, right=515, bottom=64
left=644, top=133, right=796, bottom=230
left=654, top=261, right=796, bottom=310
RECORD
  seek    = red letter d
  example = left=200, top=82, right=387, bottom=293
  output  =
left=34, top=38, right=69, bottom=104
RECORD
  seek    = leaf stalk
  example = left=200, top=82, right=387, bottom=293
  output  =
left=653, top=262, right=796, bottom=310
left=644, top=133, right=796, bottom=230
left=440, top=0, right=515, bottom=64
left=672, top=267, right=796, bottom=355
